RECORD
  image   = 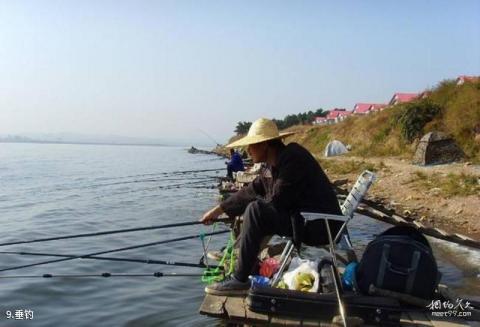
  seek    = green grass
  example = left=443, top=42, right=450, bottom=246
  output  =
left=319, top=159, right=382, bottom=175
left=410, top=171, right=480, bottom=197
left=413, top=171, right=428, bottom=180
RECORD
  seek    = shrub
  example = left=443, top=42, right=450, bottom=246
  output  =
left=396, top=100, right=442, bottom=142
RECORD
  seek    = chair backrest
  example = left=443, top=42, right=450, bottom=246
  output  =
left=333, top=170, right=375, bottom=245
left=340, top=170, right=376, bottom=218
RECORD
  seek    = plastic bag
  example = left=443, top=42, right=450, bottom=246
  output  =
left=249, top=275, right=270, bottom=287
left=259, top=258, right=280, bottom=278
left=277, top=257, right=319, bottom=292
left=341, top=262, right=358, bottom=290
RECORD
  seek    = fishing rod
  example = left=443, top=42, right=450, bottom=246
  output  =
left=0, top=272, right=204, bottom=279
left=197, top=129, right=222, bottom=147
left=0, top=230, right=230, bottom=272
left=158, top=180, right=218, bottom=189
left=0, top=220, right=208, bottom=248
left=2, top=176, right=219, bottom=212
left=96, top=179, right=219, bottom=198
left=169, top=168, right=221, bottom=174
left=128, top=167, right=224, bottom=178
left=84, top=168, right=224, bottom=184
left=184, top=185, right=217, bottom=190
left=87, top=175, right=220, bottom=189
left=0, top=251, right=218, bottom=269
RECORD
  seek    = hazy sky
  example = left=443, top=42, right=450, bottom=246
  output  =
left=1, top=1, right=479, bottom=145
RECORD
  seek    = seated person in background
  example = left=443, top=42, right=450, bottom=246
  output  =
left=226, top=148, right=245, bottom=179
left=200, top=118, right=342, bottom=296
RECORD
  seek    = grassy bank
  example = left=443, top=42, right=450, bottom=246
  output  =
left=284, top=79, right=480, bottom=163
left=408, top=171, right=480, bottom=197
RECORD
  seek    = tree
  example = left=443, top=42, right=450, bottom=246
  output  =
left=283, top=114, right=300, bottom=128
left=233, top=107, right=326, bottom=135
left=272, top=119, right=286, bottom=130
left=234, top=121, right=252, bottom=135
left=314, top=108, right=327, bottom=117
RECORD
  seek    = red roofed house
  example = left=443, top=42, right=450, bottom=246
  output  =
left=368, top=104, right=388, bottom=112
left=336, top=110, right=352, bottom=123
left=326, top=109, right=345, bottom=119
left=456, top=75, right=479, bottom=85
left=324, top=108, right=353, bottom=124
left=352, top=103, right=374, bottom=115
left=388, top=93, right=419, bottom=106
left=313, top=116, right=327, bottom=125
left=326, top=108, right=347, bottom=124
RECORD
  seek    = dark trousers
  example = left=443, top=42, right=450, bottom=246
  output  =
left=234, top=200, right=293, bottom=282
left=233, top=199, right=342, bottom=282
left=226, top=165, right=234, bottom=179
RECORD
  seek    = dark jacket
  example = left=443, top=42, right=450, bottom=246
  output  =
left=220, top=142, right=341, bottom=217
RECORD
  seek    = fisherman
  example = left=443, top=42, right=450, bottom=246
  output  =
left=200, top=118, right=342, bottom=295
left=226, top=148, right=245, bottom=179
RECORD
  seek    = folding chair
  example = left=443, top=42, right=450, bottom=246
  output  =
left=271, top=170, right=376, bottom=286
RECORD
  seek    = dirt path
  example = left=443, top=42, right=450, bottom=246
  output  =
left=321, top=156, right=480, bottom=240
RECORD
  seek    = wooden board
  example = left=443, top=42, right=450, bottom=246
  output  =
left=408, top=311, right=434, bottom=326
left=429, top=316, right=472, bottom=327
left=199, top=294, right=227, bottom=317
left=200, top=294, right=324, bottom=326
left=401, top=312, right=418, bottom=327
left=224, top=296, right=246, bottom=320
left=199, top=293, right=477, bottom=326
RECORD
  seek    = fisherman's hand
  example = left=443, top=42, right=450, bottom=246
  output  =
left=200, top=205, right=224, bottom=225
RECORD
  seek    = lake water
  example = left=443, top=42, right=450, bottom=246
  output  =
left=0, top=143, right=478, bottom=326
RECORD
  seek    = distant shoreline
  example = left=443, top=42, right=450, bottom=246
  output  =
left=0, top=140, right=173, bottom=147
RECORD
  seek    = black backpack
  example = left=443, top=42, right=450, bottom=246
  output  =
left=356, top=226, right=440, bottom=299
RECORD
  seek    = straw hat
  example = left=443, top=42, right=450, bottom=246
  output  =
left=226, top=118, right=295, bottom=148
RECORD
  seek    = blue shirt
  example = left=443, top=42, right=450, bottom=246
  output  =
left=228, top=152, right=245, bottom=172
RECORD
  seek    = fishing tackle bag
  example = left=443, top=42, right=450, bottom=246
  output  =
left=247, top=259, right=401, bottom=326
left=356, top=226, right=440, bottom=299
left=247, top=285, right=401, bottom=326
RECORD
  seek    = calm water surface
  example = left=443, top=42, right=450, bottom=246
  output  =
left=0, top=143, right=478, bottom=326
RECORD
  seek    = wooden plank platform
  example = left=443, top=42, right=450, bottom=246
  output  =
left=199, top=293, right=477, bottom=326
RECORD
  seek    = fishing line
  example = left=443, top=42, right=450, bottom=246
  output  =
left=0, top=230, right=230, bottom=272
left=165, top=168, right=223, bottom=175
left=106, top=168, right=224, bottom=181
left=2, top=173, right=224, bottom=212
left=85, top=175, right=220, bottom=189
left=196, top=128, right=222, bottom=147
left=11, top=172, right=223, bottom=197
left=95, top=179, right=220, bottom=198
left=196, top=157, right=225, bottom=163
left=158, top=180, right=217, bottom=189
left=60, top=168, right=223, bottom=187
